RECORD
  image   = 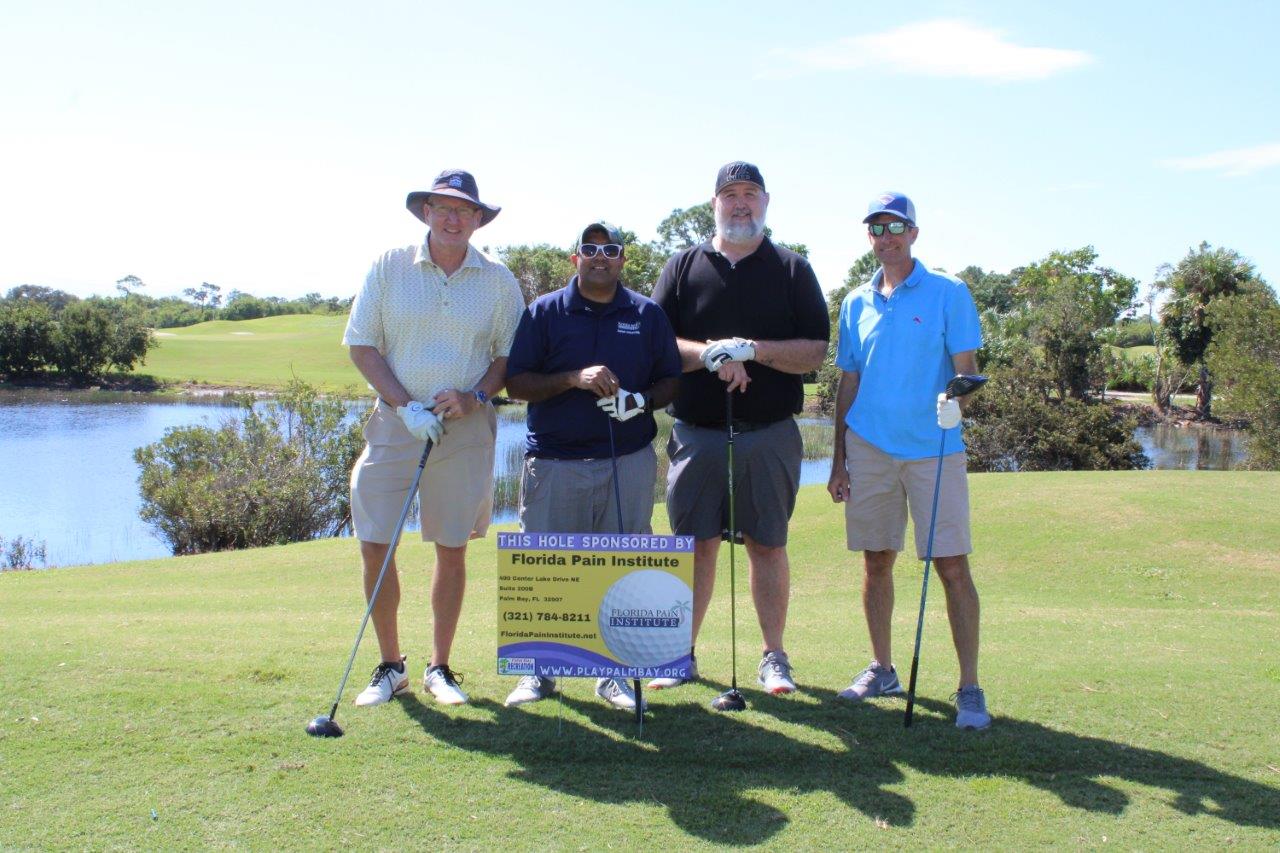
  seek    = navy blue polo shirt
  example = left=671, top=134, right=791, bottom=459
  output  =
left=506, top=278, right=681, bottom=460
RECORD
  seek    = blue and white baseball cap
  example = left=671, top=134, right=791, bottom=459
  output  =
left=862, top=191, right=916, bottom=225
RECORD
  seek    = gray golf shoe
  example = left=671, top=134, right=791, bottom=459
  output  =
left=838, top=661, right=904, bottom=702
left=596, top=677, right=646, bottom=711
left=504, top=675, right=557, bottom=707
left=647, top=654, right=698, bottom=690
left=757, top=650, right=797, bottom=694
left=953, top=684, right=992, bottom=730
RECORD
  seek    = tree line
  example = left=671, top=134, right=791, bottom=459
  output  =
left=0, top=279, right=353, bottom=382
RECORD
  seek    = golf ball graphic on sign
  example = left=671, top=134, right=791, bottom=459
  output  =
left=598, top=570, right=692, bottom=667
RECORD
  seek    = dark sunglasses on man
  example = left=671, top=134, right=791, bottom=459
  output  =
left=577, top=243, right=623, bottom=259
left=868, top=222, right=910, bottom=236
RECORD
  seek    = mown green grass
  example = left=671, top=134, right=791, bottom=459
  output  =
left=3, top=473, right=1278, bottom=848
left=137, top=314, right=363, bottom=392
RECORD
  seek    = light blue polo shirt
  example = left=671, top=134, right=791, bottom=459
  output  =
left=835, top=260, right=982, bottom=459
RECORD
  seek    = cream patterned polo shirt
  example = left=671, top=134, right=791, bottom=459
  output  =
left=343, top=240, right=525, bottom=403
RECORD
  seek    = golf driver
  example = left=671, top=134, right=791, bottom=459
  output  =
left=605, top=413, right=645, bottom=728
left=306, top=439, right=434, bottom=738
left=904, top=373, right=987, bottom=728
left=711, top=388, right=747, bottom=713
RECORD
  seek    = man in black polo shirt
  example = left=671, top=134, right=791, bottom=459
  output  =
left=503, top=221, right=682, bottom=710
left=650, top=162, right=829, bottom=695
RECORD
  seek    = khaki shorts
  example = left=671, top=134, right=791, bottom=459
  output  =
left=350, top=400, right=497, bottom=548
left=842, top=430, right=971, bottom=559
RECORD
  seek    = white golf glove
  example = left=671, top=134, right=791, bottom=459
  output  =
left=701, top=337, right=756, bottom=372
left=936, top=393, right=962, bottom=429
left=596, top=389, right=647, bottom=422
left=396, top=401, right=444, bottom=444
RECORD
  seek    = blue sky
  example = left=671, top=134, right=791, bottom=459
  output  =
left=2, top=1, right=1277, bottom=304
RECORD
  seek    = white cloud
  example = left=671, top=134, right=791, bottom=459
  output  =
left=1160, top=142, right=1280, bottom=177
left=761, top=19, right=1093, bottom=82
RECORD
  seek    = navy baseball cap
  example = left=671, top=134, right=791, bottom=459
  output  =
left=575, top=221, right=624, bottom=251
left=715, top=161, right=766, bottom=194
left=862, top=191, right=916, bottom=225
left=406, top=169, right=501, bottom=226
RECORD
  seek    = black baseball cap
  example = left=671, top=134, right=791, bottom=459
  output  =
left=714, top=161, right=766, bottom=194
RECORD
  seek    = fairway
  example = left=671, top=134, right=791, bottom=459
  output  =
left=3, top=472, right=1278, bottom=848
left=137, top=314, right=364, bottom=392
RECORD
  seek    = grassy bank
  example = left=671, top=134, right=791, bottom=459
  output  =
left=3, top=472, right=1278, bottom=848
left=136, top=314, right=362, bottom=392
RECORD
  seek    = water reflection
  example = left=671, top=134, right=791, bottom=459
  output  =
left=1135, top=422, right=1246, bottom=471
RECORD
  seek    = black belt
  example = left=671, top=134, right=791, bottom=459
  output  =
left=689, top=419, right=779, bottom=433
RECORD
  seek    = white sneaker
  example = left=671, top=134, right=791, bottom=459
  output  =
left=647, top=654, right=698, bottom=690
left=757, top=650, right=797, bottom=695
left=353, top=657, right=409, bottom=707
left=595, top=677, right=646, bottom=712
left=423, top=664, right=468, bottom=705
left=504, top=675, right=556, bottom=707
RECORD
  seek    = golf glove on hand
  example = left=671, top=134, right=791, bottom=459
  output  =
left=396, top=401, right=444, bottom=444
left=937, top=393, right=962, bottom=429
left=596, top=389, right=648, bottom=422
left=701, top=337, right=756, bottom=372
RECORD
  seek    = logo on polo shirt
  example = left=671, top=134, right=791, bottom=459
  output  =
left=616, top=321, right=641, bottom=335
left=913, top=316, right=922, bottom=324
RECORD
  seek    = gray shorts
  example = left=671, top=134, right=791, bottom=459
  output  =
left=842, top=430, right=972, bottom=559
left=518, top=444, right=657, bottom=534
left=665, top=418, right=801, bottom=547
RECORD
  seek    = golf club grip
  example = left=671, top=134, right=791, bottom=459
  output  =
left=904, top=655, right=920, bottom=727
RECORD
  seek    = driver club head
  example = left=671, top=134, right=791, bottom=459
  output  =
left=710, top=688, right=748, bottom=712
left=945, top=373, right=988, bottom=399
left=305, top=715, right=344, bottom=738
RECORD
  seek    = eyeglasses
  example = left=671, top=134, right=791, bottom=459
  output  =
left=577, top=243, right=623, bottom=259
left=868, top=222, right=910, bottom=236
left=427, top=202, right=479, bottom=220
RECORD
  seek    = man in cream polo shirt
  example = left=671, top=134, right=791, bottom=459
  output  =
left=343, top=169, right=524, bottom=708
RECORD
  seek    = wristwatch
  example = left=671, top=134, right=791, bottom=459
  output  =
left=473, top=389, right=489, bottom=405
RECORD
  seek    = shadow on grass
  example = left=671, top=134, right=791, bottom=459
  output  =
left=399, top=683, right=1279, bottom=844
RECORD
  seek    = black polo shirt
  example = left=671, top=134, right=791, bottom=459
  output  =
left=652, top=238, right=829, bottom=426
left=506, top=277, right=681, bottom=460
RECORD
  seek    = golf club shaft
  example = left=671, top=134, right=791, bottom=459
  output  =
left=606, top=413, right=642, bottom=727
left=904, top=427, right=947, bottom=727
left=325, top=440, right=433, bottom=721
left=726, top=388, right=738, bottom=693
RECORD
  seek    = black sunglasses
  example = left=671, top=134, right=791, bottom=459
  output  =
left=868, top=222, right=910, bottom=236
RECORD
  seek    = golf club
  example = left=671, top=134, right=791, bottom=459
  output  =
left=904, top=373, right=987, bottom=728
left=711, top=387, right=747, bottom=713
left=306, top=438, right=434, bottom=738
left=605, top=413, right=644, bottom=729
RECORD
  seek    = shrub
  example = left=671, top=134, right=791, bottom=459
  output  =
left=965, top=362, right=1149, bottom=472
left=1206, top=292, right=1280, bottom=469
left=134, top=381, right=366, bottom=555
left=1, top=535, right=47, bottom=570
left=0, top=300, right=55, bottom=376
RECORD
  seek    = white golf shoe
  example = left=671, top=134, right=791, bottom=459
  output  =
left=353, top=656, right=409, bottom=707
left=504, top=675, right=557, bottom=707
left=595, top=677, right=646, bottom=711
left=423, top=664, right=468, bottom=705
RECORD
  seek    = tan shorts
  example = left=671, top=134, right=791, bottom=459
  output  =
left=350, top=400, right=497, bottom=548
left=842, top=430, right=971, bottom=560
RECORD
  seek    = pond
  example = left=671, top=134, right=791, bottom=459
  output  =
left=0, top=390, right=1248, bottom=568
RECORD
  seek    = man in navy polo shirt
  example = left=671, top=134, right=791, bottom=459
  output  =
left=826, top=191, right=991, bottom=730
left=502, top=221, right=681, bottom=710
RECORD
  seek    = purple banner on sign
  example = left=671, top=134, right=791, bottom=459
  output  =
left=498, top=640, right=693, bottom=680
left=496, top=532, right=694, bottom=553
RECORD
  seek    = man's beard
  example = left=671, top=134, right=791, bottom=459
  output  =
left=716, top=211, right=765, bottom=243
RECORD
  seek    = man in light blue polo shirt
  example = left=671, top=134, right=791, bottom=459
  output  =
left=826, top=191, right=992, bottom=730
